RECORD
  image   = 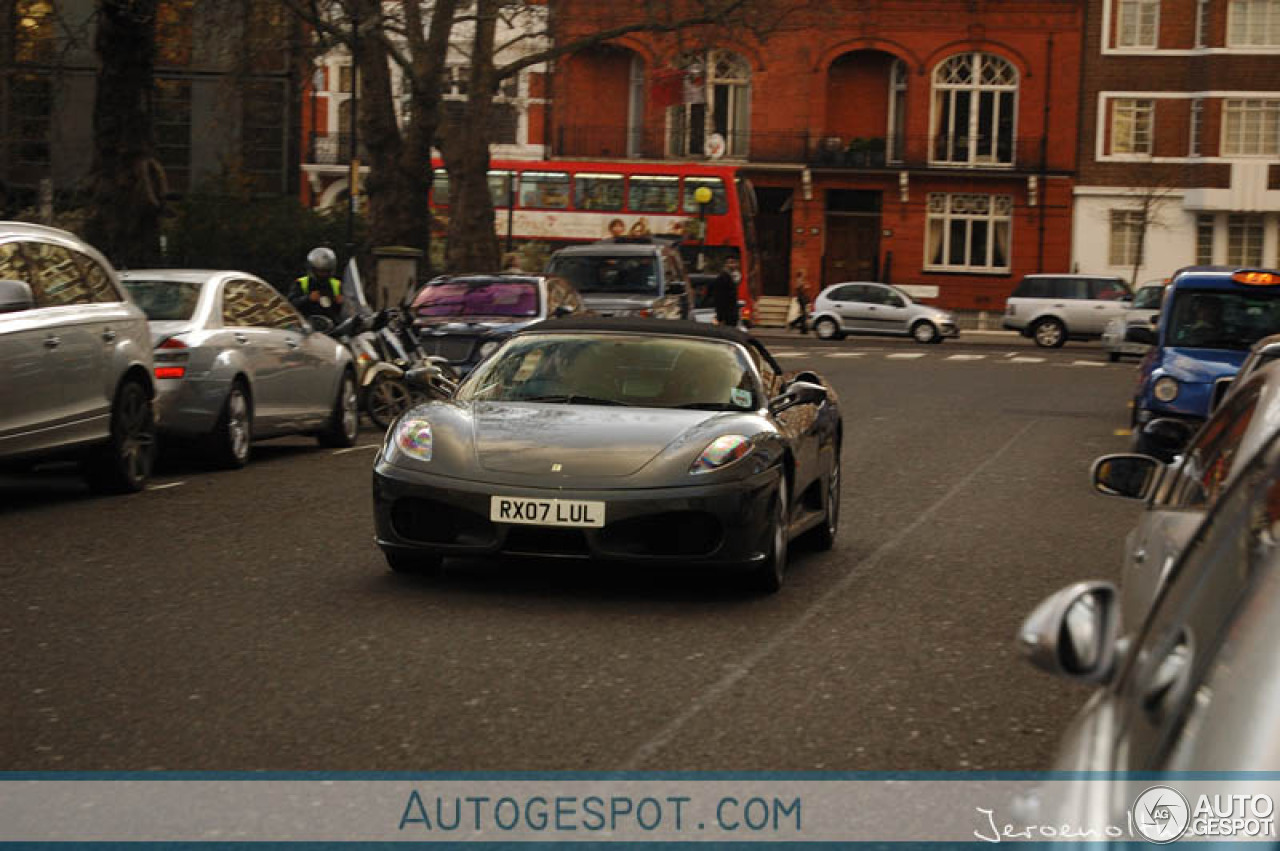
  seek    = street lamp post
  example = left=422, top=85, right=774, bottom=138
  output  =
left=694, top=185, right=712, bottom=242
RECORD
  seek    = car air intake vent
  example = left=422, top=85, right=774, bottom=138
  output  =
left=502, top=527, right=591, bottom=558
left=599, top=511, right=723, bottom=557
left=391, top=498, right=494, bottom=546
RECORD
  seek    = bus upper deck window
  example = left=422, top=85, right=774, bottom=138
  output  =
left=575, top=173, right=624, bottom=211
left=629, top=176, right=680, bottom=213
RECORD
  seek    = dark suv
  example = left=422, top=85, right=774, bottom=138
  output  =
left=545, top=240, right=693, bottom=320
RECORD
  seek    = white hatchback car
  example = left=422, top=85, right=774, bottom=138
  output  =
left=809, top=282, right=959, bottom=344
left=1102, top=280, right=1166, bottom=362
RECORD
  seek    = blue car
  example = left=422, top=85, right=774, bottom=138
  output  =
left=1130, top=266, right=1280, bottom=459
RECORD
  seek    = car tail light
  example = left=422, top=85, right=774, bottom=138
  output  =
left=154, top=335, right=189, bottom=379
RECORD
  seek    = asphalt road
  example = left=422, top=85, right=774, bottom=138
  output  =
left=0, top=337, right=1145, bottom=771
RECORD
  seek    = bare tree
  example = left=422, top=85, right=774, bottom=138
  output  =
left=1106, top=163, right=1180, bottom=286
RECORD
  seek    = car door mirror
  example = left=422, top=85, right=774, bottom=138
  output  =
left=0, top=279, right=35, bottom=313
left=552, top=305, right=574, bottom=318
left=1149, top=314, right=1160, bottom=326
left=1126, top=325, right=1156, bottom=345
left=769, top=380, right=827, bottom=415
left=1019, top=581, right=1120, bottom=684
left=1091, top=454, right=1161, bottom=500
left=307, top=314, right=335, bottom=334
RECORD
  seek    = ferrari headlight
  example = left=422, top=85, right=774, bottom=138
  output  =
left=1153, top=376, right=1179, bottom=403
left=691, top=434, right=753, bottom=474
left=393, top=417, right=433, bottom=462
left=478, top=340, right=500, bottom=359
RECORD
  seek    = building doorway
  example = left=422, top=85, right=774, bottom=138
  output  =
left=824, top=190, right=881, bottom=286
left=755, top=187, right=793, bottom=296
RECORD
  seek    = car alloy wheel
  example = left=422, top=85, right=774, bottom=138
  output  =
left=1033, top=318, right=1066, bottom=348
left=911, top=321, right=939, bottom=344
left=814, top=317, right=840, bottom=340
left=86, top=379, right=156, bottom=493
left=367, top=375, right=413, bottom=430
left=318, top=372, right=359, bottom=448
left=209, top=382, right=252, bottom=469
left=812, top=457, right=840, bottom=550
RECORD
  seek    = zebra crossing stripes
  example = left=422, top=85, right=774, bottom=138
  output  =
left=765, top=349, right=1119, bottom=368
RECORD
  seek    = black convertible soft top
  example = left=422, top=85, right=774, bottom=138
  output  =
left=516, top=315, right=754, bottom=346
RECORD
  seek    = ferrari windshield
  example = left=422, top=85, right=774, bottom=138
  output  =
left=414, top=280, right=540, bottom=319
left=1168, top=289, right=1280, bottom=351
left=460, top=333, right=761, bottom=410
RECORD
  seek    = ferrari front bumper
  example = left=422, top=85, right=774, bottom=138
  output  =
left=373, top=460, right=781, bottom=567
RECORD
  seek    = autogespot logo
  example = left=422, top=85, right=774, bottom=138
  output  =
left=1133, top=786, right=1191, bottom=844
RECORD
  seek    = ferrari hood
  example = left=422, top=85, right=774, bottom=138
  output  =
left=470, top=402, right=711, bottom=477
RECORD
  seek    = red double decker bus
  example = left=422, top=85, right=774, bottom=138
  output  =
left=429, top=158, right=759, bottom=322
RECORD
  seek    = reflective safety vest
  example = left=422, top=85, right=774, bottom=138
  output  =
left=298, top=276, right=341, bottom=299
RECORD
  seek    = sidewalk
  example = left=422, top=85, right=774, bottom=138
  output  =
left=751, top=310, right=1024, bottom=345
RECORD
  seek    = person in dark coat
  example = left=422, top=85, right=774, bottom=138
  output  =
left=713, top=257, right=741, bottom=327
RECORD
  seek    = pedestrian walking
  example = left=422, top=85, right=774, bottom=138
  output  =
left=712, top=257, right=741, bottom=327
left=788, top=271, right=810, bottom=334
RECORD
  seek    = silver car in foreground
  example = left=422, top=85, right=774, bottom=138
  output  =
left=0, top=223, right=156, bottom=492
left=1089, top=360, right=1280, bottom=631
left=120, top=270, right=359, bottom=468
left=809, top=282, right=958, bottom=343
left=1019, top=418, right=1280, bottom=818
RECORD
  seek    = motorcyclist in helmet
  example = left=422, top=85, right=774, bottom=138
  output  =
left=289, top=247, right=344, bottom=324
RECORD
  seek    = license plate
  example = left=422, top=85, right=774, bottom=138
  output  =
left=490, top=496, right=606, bottom=528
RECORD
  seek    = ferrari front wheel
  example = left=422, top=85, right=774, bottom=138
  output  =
left=746, top=477, right=789, bottom=594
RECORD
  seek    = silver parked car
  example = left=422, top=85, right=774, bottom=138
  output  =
left=1089, top=360, right=1280, bottom=631
left=120, top=270, right=359, bottom=468
left=809, top=281, right=959, bottom=343
left=0, top=223, right=156, bottom=492
left=1101, top=279, right=1166, bottom=362
left=1020, top=414, right=1280, bottom=792
left=1003, top=273, right=1132, bottom=348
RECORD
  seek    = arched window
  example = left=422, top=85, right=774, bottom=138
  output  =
left=666, top=50, right=751, bottom=159
left=888, top=58, right=908, bottom=162
left=931, top=52, right=1018, bottom=166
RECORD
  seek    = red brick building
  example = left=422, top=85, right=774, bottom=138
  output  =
left=548, top=1, right=1086, bottom=311
left=1072, top=0, right=1280, bottom=282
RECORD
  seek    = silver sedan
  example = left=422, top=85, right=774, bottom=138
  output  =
left=121, top=270, right=359, bottom=467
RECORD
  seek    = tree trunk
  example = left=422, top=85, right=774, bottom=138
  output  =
left=85, top=0, right=164, bottom=267
left=443, top=0, right=500, bottom=273
left=353, top=0, right=419, bottom=254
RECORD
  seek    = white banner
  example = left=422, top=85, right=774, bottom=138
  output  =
left=1, top=776, right=1279, bottom=843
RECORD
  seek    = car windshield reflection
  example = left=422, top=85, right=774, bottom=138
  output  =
left=459, top=334, right=760, bottom=411
left=121, top=280, right=203, bottom=321
left=414, top=280, right=540, bottom=319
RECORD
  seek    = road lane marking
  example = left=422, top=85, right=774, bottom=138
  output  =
left=945, top=354, right=986, bottom=361
left=1071, top=360, right=1106, bottom=368
left=146, top=481, right=185, bottom=491
left=886, top=352, right=926, bottom=360
left=769, top=351, right=806, bottom=358
left=620, top=418, right=1040, bottom=770
left=333, top=444, right=381, bottom=456
left=1115, top=428, right=1133, bottom=436
left=823, top=352, right=865, bottom=358
left=1009, top=356, right=1045, bottom=363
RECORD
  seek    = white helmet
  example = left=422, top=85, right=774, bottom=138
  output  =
left=307, top=246, right=336, bottom=278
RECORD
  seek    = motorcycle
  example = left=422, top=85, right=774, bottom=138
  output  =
left=370, top=307, right=460, bottom=404
left=317, top=311, right=420, bottom=430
